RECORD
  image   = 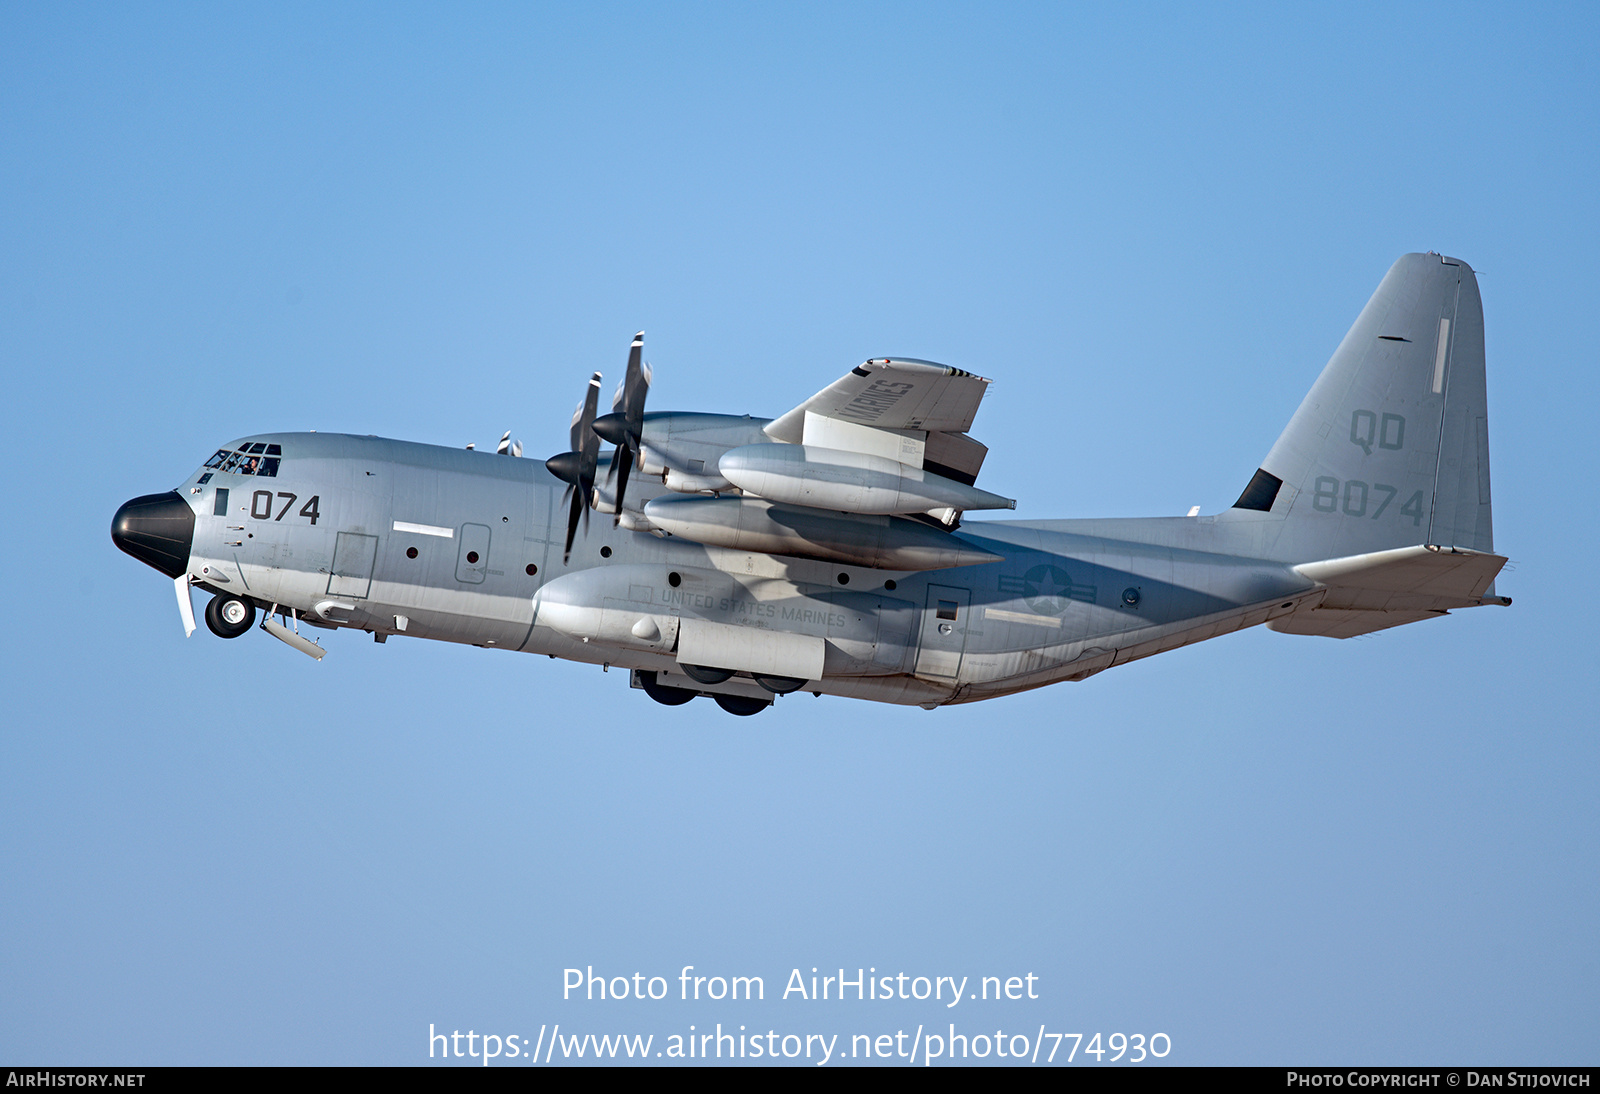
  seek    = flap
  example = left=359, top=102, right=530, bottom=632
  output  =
left=677, top=617, right=826, bottom=680
left=765, top=358, right=991, bottom=443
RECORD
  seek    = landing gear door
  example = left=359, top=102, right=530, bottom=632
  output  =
left=914, top=584, right=971, bottom=681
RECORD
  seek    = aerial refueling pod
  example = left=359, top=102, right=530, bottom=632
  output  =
left=717, top=443, right=1015, bottom=517
left=641, top=495, right=1003, bottom=570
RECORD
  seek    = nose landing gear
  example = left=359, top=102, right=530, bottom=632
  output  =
left=204, top=593, right=255, bottom=639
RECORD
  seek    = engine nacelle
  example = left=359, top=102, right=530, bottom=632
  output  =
left=633, top=412, right=771, bottom=477
left=663, top=467, right=735, bottom=494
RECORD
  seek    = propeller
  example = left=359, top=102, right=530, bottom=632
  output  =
left=592, top=331, right=652, bottom=525
left=545, top=372, right=604, bottom=563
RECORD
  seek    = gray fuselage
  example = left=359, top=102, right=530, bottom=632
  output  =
left=115, top=255, right=1506, bottom=710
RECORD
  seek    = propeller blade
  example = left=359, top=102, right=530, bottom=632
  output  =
left=622, top=330, right=645, bottom=410
left=577, top=372, right=602, bottom=491
left=562, top=482, right=594, bottom=563
left=563, top=484, right=582, bottom=563
left=594, top=332, right=650, bottom=520
left=568, top=406, right=584, bottom=453
left=551, top=372, right=604, bottom=562
left=611, top=443, right=634, bottom=526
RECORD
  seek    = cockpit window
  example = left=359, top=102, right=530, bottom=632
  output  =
left=209, top=445, right=282, bottom=477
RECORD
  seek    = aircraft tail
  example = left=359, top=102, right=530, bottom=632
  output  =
left=1220, top=252, right=1495, bottom=564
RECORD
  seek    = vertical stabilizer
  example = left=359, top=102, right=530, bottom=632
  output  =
left=1221, top=253, right=1493, bottom=563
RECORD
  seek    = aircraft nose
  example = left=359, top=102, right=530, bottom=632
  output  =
left=111, top=491, right=196, bottom=578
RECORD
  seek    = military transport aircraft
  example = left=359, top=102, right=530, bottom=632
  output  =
left=112, top=253, right=1508, bottom=716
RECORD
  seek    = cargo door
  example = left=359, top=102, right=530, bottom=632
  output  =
left=456, top=523, right=491, bottom=584
left=914, top=584, right=971, bottom=681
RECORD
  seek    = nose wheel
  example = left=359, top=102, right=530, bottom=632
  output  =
left=204, top=593, right=256, bottom=639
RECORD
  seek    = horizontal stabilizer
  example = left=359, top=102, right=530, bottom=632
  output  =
left=1269, top=544, right=1509, bottom=638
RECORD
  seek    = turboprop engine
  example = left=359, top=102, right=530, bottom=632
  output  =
left=717, top=443, right=1016, bottom=517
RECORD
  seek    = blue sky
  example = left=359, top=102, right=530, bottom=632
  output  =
left=2, top=3, right=1596, bottom=1065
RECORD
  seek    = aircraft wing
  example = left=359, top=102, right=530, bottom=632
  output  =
left=765, top=358, right=991, bottom=440
left=764, top=358, right=994, bottom=485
